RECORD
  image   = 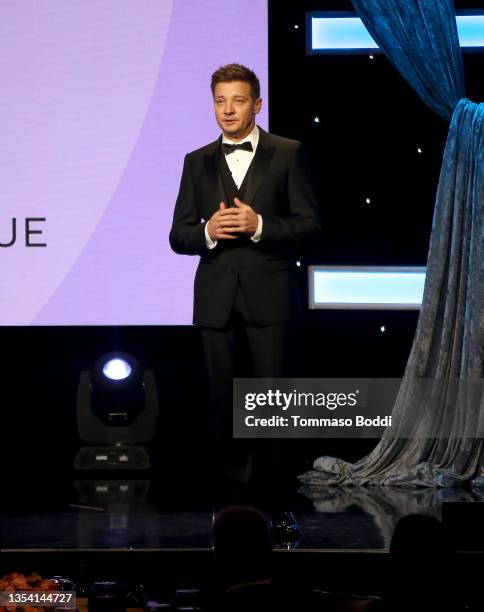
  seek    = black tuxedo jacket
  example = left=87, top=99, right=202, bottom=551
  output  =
left=169, top=126, right=321, bottom=328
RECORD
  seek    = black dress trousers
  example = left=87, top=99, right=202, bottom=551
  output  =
left=201, top=276, right=294, bottom=483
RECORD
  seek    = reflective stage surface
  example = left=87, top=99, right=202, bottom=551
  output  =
left=2, top=479, right=483, bottom=551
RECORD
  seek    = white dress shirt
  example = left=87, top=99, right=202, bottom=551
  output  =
left=205, top=123, right=263, bottom=249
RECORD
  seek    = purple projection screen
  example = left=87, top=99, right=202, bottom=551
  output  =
left=1, top=0, right=268, bottom=325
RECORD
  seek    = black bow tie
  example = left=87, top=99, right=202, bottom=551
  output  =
left=222, top=141, right=253, bottom=155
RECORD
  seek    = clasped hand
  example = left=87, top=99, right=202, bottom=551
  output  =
left=207, top=197, right=258, bottom=241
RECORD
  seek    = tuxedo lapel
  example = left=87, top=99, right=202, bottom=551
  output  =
left=203, top=136, right=225, bottom=207
left=219, top=152, right=238, bottom=206
left=244, top=127, right=275, bottom=206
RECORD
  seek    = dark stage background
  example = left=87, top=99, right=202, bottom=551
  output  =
left=2, top=0, right=483, bottom=507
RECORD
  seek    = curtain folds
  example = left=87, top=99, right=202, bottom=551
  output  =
left=351, top=0, right=465, bottom=119
left=300, top=0, right=484, bottom=489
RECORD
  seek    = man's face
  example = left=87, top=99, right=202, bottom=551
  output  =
left=213, top=80, right=262, bottom=141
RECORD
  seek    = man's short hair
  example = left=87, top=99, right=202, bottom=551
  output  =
left=210, top=63, right=261, bottom=101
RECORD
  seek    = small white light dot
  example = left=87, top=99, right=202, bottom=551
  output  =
left=313, top=116, right=320, bottom=123
left=380, top=325, right=386, bottom=333
left=369, top=54, right=375, bottom=60
left=294, top=24, right=300, bottom=29
left=296, top=261, right=301, bottom=267
left=417, top=147, right=423, bottom=154
left=365, top=197, right=371, bottom=204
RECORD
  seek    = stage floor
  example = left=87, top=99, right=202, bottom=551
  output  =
left=2, top=480, right=482, bottom=551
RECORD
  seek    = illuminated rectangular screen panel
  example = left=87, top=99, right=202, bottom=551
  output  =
left=309, top=14, right=484, bottom=51
left=309, top=266, right=426, bottom=310
left=0, top=0, right=268, bottom=325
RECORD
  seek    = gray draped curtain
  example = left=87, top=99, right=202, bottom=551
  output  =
left=300, top=1, right=484, bottom=488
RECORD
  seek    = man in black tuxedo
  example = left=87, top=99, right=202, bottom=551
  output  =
left=170, top=64, right=320, bottom=491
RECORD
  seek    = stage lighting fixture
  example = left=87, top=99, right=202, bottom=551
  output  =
left=308, top=14, right=484, bottom=52
left=309, top=266, right=426, bottom=310
left=74, top=351, right=159, bottom=470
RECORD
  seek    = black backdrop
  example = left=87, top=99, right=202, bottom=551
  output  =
left=1, top=0, right=483, bottom=506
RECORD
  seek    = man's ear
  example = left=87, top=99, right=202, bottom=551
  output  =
left=254, top=98, right=262, bottom=114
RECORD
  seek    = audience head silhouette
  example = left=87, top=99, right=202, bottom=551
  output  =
left=374, top=513, right=461, bottom=612
left=213, top=505, right=272, bottom=580
left=390, top=513, right=451, bottom=565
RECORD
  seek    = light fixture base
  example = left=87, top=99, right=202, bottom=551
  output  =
left=74, top=445, right=150, bottom=470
